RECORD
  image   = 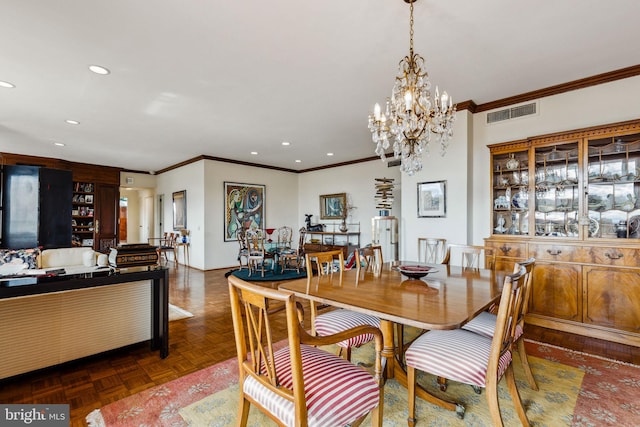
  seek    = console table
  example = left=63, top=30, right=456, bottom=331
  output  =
left=0, top=267, right=169, bottom=380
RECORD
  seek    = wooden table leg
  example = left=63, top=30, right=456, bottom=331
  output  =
left=379, top=320, right=396, bottom=379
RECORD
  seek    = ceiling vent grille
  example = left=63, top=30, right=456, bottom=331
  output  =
left=487, top=102, right=537, bottom=124
left=387, top=159, right=401, bottom=167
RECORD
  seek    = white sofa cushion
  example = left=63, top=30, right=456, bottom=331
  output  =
left=40, top=247, right=97, bottom=268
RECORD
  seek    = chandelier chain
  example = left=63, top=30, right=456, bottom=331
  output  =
left=409, top=1, right=414, bottom=56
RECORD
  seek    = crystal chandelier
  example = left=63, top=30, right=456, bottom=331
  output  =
left=368, top=0, right=456, bottom=176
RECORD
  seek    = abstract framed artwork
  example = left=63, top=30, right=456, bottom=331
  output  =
left=417, top=180, right=446, bottom=217
left=224, top=182, right=266, bottom=241
left=172, top=190, right=187, bottom=230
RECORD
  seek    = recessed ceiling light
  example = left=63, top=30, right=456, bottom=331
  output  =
left=251, top=151, right=258, bottom=155
left=295, top=160, right=301, bottom=163
left=0, top=80, right=15, bottom=88
left=282, top=141, right=290, bottom=146
left=89, top=65, right=110, bottom=75
left=65, top=119, right=80, bottom=125
left=327, top=152, right=334, bottom=156
left=53, top=142, right=65, bottom=147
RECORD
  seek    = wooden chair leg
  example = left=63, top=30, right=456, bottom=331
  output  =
left=407, top=366, right=417, bottom=427
left=485, top=378, right=503, bottom=427
left=517, top=338, right=539, bottom=390
left=238, top=395, right=251, bottom=427
left=505, top=365, right=530, bottom=426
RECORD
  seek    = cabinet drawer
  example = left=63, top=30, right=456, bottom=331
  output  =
left=485, top=241, right=526, bottom=259
left=530, top=244, right=640, bottom=266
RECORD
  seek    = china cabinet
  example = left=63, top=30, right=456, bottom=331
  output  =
left=485, top=119, right=640, bottom=347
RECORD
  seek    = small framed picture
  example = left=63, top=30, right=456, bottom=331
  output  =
left=417, top=180, right=446, bottom=218
left=85, top=195, right=93, bottom=204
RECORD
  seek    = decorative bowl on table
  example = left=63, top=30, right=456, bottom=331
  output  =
left=397, top=264, right=438, bottom=280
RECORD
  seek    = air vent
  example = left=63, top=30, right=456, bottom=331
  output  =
left=387, top=159, right=401, bottom=167
left=487, top=102, right=537, bottom=124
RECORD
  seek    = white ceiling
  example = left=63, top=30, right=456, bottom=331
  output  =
left=1, top=0, right=639, bottom=173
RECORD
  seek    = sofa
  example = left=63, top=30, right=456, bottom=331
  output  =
left=0, top=246, right=108, bottom=275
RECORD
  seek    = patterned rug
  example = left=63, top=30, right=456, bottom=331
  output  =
left=86, top=340, right=640, bottom=427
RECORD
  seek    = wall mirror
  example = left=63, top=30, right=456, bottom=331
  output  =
left=319, top=193, right=346, bottom=219
left=173, top=190, right=187, bottom=230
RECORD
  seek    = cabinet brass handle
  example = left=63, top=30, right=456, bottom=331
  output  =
left=546, top=249, right=562, bottom=256
left=605, top=252, right=623, bottom=260
left=499, top=245, right=511, bottom=254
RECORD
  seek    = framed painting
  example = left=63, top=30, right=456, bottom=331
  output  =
left=172, top=190, right=187, bottom=230
left=319, top=193, right=346, bottom=219
left=417, top=180, right=446, bottom=217
left=224, top=182, right=266, bottom=241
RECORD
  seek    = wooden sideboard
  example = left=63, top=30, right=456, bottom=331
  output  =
left=486, top=119, right=640, bottom=347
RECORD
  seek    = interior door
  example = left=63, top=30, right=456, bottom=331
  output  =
left=141, top=195, right=153, bottom=243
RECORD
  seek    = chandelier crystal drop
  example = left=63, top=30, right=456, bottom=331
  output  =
left=368, top=0, right=456, bottom=176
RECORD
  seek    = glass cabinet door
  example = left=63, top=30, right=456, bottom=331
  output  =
left=533, top=142, right=579, bottom=237
left=587, top=132, right=640, bottom=239
left=492, top=150, right=529, bottom=235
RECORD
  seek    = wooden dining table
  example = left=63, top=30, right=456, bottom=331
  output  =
left=277, top=262, right=507, bottom=414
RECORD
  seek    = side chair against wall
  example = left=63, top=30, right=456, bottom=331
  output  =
left=405, top=266, right=531, bottom=427
left=305, top=250, right=381, bottom=361
left=462, top=257, right=538, bottom=390
left=417, top=238, right=447, bottom=264
left=279, top=227, right=306, bottom=273
left=228, top=275, right=384, bottom=427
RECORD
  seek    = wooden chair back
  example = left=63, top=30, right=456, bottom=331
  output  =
left=417, top=238, right=447, bottom=264
left=355, top=245, right=384, bottom=276
left=305, top=249, right=344, bottom=277
left=442, top=244, right=495, bottom=270
left=276, top=226, right=293, bottom=251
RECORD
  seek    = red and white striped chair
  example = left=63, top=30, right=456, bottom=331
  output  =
left=404, top=266, right=530, bottom=426
left=462, top=257, right=538, bottom=391
left=305, top=250, right=381, bottom=361
left=228, top=275, right=384, bottom=427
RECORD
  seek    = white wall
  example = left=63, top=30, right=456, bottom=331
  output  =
left=297, top=160, right=402, bottom=249
left=399, top=111, right=472, bottom=261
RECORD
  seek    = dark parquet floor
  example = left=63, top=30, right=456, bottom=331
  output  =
left=0, top=263, right=638, bottom=426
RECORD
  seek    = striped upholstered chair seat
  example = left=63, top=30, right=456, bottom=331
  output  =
left=405, top=329, right=512, bottom=388
left=314, top=309, right=380, bottom=349
left=245, top=344, right=380, bottom=426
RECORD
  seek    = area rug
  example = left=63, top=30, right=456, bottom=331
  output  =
left=86, top=340, right=640, bottom=427
left=168, top=304, right=193, bottom=321
left=226, top=266, right=306, bottom=282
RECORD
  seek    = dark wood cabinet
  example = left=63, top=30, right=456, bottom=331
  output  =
left=1, top=152, right=121, bottom=252
left=2, top=165, right=72, bottom=249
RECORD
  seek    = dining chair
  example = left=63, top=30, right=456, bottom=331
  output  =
left=158, top=232, right=177, bottom=264
left=417, top=238, right=447, bottom=264
left=245, top=229, right=267, bottom=277
left=236, top=228, right=249, bottom=271
left=228, top=275, right=384, bottom=427
left=355, top=245, right=384, bottom=277
left=280, top=227, right=306, bottom=273
left=462, top=257, right=538, bottom=390
left=442, top=244, right=495, bottom=270
left=305, top=250, right=381, bottom=361
left=405, top=265, right=530, bottom=426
